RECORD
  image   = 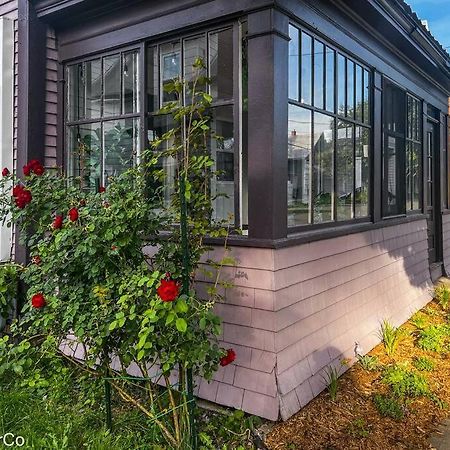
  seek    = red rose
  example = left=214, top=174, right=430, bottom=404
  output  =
left=157, top=279, right=180, bottom=302
left=52, top=215, right=63, bottom=229
left=98, top=186, right=106, bottom=193
left=31, top=293, right=46, bottom=308
left=12, top=185, right=23, bottom=197
left=2, top=168, right=10, bottom=176
left=33, top=164, right=44, bottom=176
left=68, top=207, right=78, bottom=222
left=111, top=245, right=117, bottom=251
left=24, top=160, right=44, bottom=176
left=32, top=255, right=42, bottom=265
left=14, top=188, right=32, bottom=209
left=220, top=349, right=236, bottom=367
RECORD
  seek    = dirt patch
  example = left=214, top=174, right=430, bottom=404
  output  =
left=266, top=300, right=450, bottom=450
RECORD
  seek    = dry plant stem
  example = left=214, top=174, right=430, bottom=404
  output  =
left=57, top=349, right=178, bottom=447
left=110, top=379, right=178, bottom=448
left=164, top=373, right=181, bottom=444
left=137, top=361, right=155, bottom=405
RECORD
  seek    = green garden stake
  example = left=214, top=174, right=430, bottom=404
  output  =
left=179, top=172, right=197, bottom=450
left=104, top=375, right=113, bottom=432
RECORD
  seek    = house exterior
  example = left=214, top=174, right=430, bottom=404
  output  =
left=3, top=0, right=450, bottom=421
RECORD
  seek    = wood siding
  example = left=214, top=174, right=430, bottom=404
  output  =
left=0, top=1, right=58, bottom=171
left=197, top=219, right=432, bottom=420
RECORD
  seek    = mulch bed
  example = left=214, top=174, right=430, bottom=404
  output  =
left=265, top=299, right=450, bottom=450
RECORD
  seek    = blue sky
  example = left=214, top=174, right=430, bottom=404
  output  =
left=407, top=0, right=450, bottom=50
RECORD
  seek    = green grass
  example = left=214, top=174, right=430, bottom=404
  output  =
left=378, top=320, right=400, bottom=356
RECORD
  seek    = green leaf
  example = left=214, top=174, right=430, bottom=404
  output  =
left=176, top=318, right=187, bottom=333
left=165, top=312, right=175, bottom=326
left=137, top=350, right=145, bottom=361
left=199, top=318, right=206, bottom=330
left=175, top=298, right=189, bottom=314
left=109, top=321, right=118, bottom=331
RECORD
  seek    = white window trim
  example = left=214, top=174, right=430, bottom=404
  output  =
left=0, top=17, right=14, bottom=260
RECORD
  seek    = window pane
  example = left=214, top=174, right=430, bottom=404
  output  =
left=337, top=54, right=346, bottom=116
left=103, top=55, right=121, bottom=116
left=184, top=36, right=207, bottom=101
left=122, top=51, right=139, bottom=114
left=363, top=69, right=370, bottom=125
left=300, top=32, right=312, bottom=105
left=103, top=119, right=139, bottom=183
left=160, top=42, right=181, bottom=104
left=355, top=65, right=363, bottom=122
left=383, top=135, right=405, bottom=216
left=84, top=59, right=102, bottom=119
left=288, top=25, right=299, bottom=101
left=325, top=47, right=335, bottom=113
left=336, top=123, right=354, bottom=220
left=313, top=113, right=334, bottom=223
left=346, top=60, right=354, bottom=118
left=413, top=142, right=421, bottom=210
left=146, top=46, right=158, bottom=115
left=209, top=28, right=234, bottom=102
left=406, top=140, right=412, bottom=210
left=68, top=123, right=102, bottom=190
left=314, top=41, right=324, bottom=109
left=355, top=127, right=369, bottom=217
left=288, top=105, right=311, bottom=226
left=67, top=64, right=84, bottom=121
left=210, top=106, right=234, bottom=223
left=148, top=114, right=177, bottom=207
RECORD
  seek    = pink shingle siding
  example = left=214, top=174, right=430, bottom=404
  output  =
left=198, top=218, right=432, bottom=420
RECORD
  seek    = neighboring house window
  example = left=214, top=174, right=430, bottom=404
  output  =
left=66, top=51, right=140, bottom=191
left=146, top=25, right=246, bottom=226
left=382, top=80, right=422, bottom=217
left=288, top=24, right=371, bottom=227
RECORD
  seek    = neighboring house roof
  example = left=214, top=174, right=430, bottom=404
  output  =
left=391, top=0, right=450, bottom=70
left=397, top=0, right=450, bottom=59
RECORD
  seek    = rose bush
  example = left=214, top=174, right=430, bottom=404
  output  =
left=0, top=58, right=235, bottom=448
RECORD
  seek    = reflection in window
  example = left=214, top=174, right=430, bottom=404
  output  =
left=314, top=41, right=324, bottom=109
left=288, top=105, right=311, bottom=226
left=123, top=52, right=139, bottom=114
left=337, top=54, right=346, bottom=116
left=355, top=65, right=363, bottom=122
left=313, top=113, right=334, bottom=223
left=146, top=26, right=245, bottom=227
left=210, top=28, right=234, bottom=101
left=288, top=25, right=299, bottom=101
left=336, top=124, right=354, bottom=220
left=210, top=106, right=234, bottom=222
left=355, top=127, right=369, bottom=217
left=66, top=50, right=140, bottom=189
left=288, top=23, right=371, bottom=227
left=103, top=55, right=121, bottom=117
left=301, top=32, right=312, bottom=105
left=104, top=119, right=139, bottom=182
left=346, top=60, right=354, bottom=119
left=68, top=123, right=102, bottom=190
left=383, top=82, right=422, bottom=216
left=160, top=42, right=181, bottom=104
left=325, top=47, right=335, bottom=113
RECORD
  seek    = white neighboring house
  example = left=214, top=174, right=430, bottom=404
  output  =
left=0, top=17, right=13, bottom=261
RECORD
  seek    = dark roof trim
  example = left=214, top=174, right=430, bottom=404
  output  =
left=379, top=0, right=450, bottom=70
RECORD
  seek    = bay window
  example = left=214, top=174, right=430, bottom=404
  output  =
left=66, top=23, right=246, bottom=227
left=288, top=24, right=371, bottom=227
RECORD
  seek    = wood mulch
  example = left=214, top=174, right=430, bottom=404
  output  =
left=265, top=300, right=450, bottom=450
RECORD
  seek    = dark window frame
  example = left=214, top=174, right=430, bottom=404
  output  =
left=288, top=22, right=372, bottom=232
left=382, top=78, right=423, bottom=218
left=64, top=21, right=246, bottom=227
